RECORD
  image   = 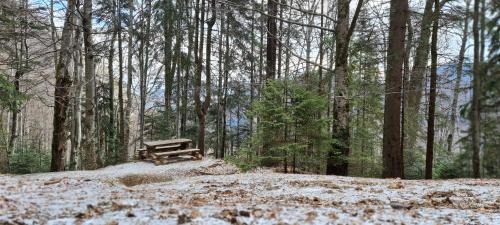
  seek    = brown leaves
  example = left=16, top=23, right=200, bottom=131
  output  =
left=75, top=204, right=103, bottom=219
left=43, top=177, right=66, bottom=186
left=189, top=196, right=208, bottom=207
left=388, top=180, right=404, bottom=189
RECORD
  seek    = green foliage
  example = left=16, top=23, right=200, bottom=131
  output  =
left=240, top=79, right=331, bottom=173
left=226, top=146, right=261, bottom=172
left=7, top=141, right=50, bottom=174
left=0, top=74, right=28, bottom=111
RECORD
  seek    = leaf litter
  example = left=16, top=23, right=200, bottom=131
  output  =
left=0, top=159, right=499, bottom=224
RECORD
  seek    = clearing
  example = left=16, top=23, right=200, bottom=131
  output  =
left=0, top=159, right=499, bottom=224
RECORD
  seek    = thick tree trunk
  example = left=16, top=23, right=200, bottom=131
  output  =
left=51, top=0, right=76, bottom=171
left=382, top=0, right=408, bottom=178
left=447, top=1, right=469, bottom=153
left=471, top=0, right=481, bottom=178
left=327, top=0, right=363, bottom=175
left=327, top=0, right=350, bottom=176
left=82, top=0, right=97, bottom=170
left=425, top=0, right=439, bottom=179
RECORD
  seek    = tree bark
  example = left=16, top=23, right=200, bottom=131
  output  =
left=425, top=0, right=439, bottom=179
left=447, top=1, right=469, bottom=153
left=70, top=15, right=83, bottom=171
left=194, top=0, right=215, bottom=156
left=405, top=0, right=434, bottom=150
left=51, top=0, right=76, bottom=171
left=125, top=0, right=134, bottom=157
left=382, top=0, right=408, bottom=178
left=117, top=0, right=126, bottom=162
left=327, top=0, right=350, bottom=176
left=82, top=0, right=97, bottom=170
left=266, top=0, right=277, bottom=81
left=327, top=0, right=363, bottom=176
left=471, top=0, right=481, bottom=178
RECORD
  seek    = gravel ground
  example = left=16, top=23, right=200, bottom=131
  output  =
left=1, top=159, right=499, bottom=225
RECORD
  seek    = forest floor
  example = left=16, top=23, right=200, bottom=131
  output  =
left=0, top=159, right=499, bottom=225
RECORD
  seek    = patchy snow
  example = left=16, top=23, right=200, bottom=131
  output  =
left=1, top=159, right=499, bottom=224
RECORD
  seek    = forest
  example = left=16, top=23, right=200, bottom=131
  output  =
left=0, top=0, right=499, bottom=179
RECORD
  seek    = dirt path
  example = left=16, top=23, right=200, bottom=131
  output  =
left=1, top=159, right=499, bottom=224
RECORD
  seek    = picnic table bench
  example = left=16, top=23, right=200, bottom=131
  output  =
left=137, top=138, right=202, bottom=165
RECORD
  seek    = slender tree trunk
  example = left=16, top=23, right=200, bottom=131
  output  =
left=471, top=0, right=481, bottom=178
left=181, top=0, right=194, bottom=136
left=447, top=1, right=469, bottom=153
left=405, top=0, right=434, bottom=150
left=108, top=14, right=117, bottom=162
left=318, top=0, right=324, bottom=93
left=401, top=17, right=413, bottom=177
left=277, top=0, right=283, bottom=79
left=164, top=0, right=175, bottom=122
left=221, top=17, right=230, bottom=159
left=82, top=0, right=97, bottom=170
left=266, top=0, right=278, bottom=81
left=382, top=0, right=408, bottom=178
left=425, top=0, right=439, bottom=179
left=124, top=0, right=134, bottom=156
left=117, top=0, right=126, bottom=162
left=51, top=0, right=76, bottom=171
left=50, top=0, right=58, bottom=65
left=195, top=0, right=215, bottom=156
left=216, top=5, right=225, bottom=158
left=70, top=15, right=83, bottom=171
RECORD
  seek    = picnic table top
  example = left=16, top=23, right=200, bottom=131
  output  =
left=144, top=138, right=192, bottom=147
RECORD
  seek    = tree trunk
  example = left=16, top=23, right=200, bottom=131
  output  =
left=447, top=1, right=469, bottom=153
left=108, top=14, right=117, bottom=162
left=382, top=0, right=408, bottom=178
left=51, top=0, right=76, bottom=171
left=194, top=0, right=215, bottom=156
left=327, top=0, right=350, bottom=176
left=164, top=0, right=175, bottom=121
left=425, top=0, right=439, bottom=179
left=327, top=0, right=363, bottom=175
left=82, top=0, right=97, bottom=170
left=117, top=0, right=126, bottom=162
left=124, top=0, right=134, bottom=157
left=405, top=0, right=434, bottom=150
left=216, top=5, right=225, bottom=158
left=471, top=0, right=481, bottom=178
left=266, top=0, right=277, bottom=81
left=221, top=19, right=230, bottom=159
left=70, top=15, right=83, bottom=171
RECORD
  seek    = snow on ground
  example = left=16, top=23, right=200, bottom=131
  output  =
left=1, top=159, right=499, bottom=225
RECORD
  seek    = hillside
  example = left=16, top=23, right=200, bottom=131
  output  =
left=1, top=159, right=499, bottom=225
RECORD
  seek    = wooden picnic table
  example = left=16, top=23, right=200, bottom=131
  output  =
left=138, top=138, right=201, bottom=164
